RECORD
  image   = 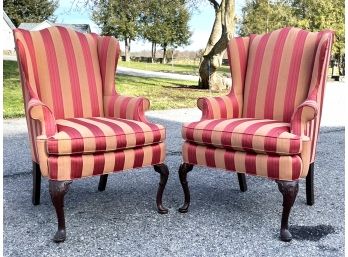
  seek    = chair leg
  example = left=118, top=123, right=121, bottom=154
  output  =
left=306, top=163, right=315, bottom=206
left=49, top=180, right=72, bottom=243
left=237, top=173, right=247, bottom=192
left=153, top=164, right=169, bottom=214
left=276, top=180, right=299, bottom=242
left=98, top=174, right=108, bottom=191
left=32, top=161, right=41, bottom=205
left=178, top=163, right=194, bottom=213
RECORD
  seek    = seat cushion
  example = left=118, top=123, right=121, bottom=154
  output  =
left=46, top=117, right=165, bottom=155
left=182, top=118, right=308, bottom=155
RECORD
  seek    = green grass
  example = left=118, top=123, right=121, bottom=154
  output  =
left=116, top=75, right=225, bottom=110
left=3, top=60, right=226, bottom=118
left=3, top=60, right=24, bottom=118
left=119, top=60, right=230, bottom=76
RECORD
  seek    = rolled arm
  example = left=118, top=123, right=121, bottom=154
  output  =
left=197, top=95, right=241, bottom=120
left=104, top=94, right=150, bottom=122
left=290, top=100, right=318, bottom=136
left=27, top=98, right=57, bottom=137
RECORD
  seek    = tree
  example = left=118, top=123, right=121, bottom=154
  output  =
left=142, top=0, right=191, bottom=63
left=239, top=0, right=345, bottom=75
left=92, top=0, right=145, bottom=61
left=4, top=0, right=58, bottom=27
left=198, top=0, right=236, bottom=90
left=239, top=0, right=294, bottom=35
left=290, top=0, right=345, bottom=75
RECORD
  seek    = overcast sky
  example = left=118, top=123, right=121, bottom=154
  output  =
left=54, top=1, right=246, bottom=51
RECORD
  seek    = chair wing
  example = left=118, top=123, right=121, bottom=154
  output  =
left=97, top=35, right=151, bottom=122
left=198, top=36, right=250, bottom=120
left=291, top=31, right=334, bottom=162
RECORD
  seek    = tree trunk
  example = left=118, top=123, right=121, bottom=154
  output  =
left=199, top=0, right=235, bottom=90
left=125, top=37, right=131, bottom=62
left=162, top=45, right=167, bottom=64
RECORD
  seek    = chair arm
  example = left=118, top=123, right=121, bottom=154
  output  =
left=197, top=95, right=240, bottom=120
left=27, top=98, right=57, bottom=137
left=104, top=95, right=150, bottom=122
left=290, top=100, right=318, bottom=136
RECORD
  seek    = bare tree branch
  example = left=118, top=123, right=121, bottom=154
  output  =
left=208, top=0, right=220, bottom=12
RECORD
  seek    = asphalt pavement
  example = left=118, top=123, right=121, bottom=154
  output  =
left=3, top=108, right=344, bottom=256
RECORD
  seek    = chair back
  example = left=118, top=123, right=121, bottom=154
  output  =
left=241, top=27, right=333, bottom=122
left=14, top=26, right=104, bottom=119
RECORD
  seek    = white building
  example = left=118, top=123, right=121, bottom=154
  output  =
left=18, top=21, right=91, bottom=34
left=2, top=11, right=16, bottom=53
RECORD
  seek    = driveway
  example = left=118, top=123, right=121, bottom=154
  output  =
left=117, top=66, right=199, bottom=81
left=3, top=107, right=344, bottom=256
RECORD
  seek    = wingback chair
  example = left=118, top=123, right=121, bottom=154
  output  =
left=179, top=27, right=334, bottom=241
left=14, top=26, right=169, bottom=242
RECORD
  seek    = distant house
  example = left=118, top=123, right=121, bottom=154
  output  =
left=18, top=20, right=91, bottom=33
left=3, top=11, right=16, bottom=53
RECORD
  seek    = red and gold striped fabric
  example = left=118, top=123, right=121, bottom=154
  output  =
left=14, top=27, right=104, bottom=119
left=197, top=95, right=240, bottom=120
left=196, top=37, right=250, bottom=120
left=243, top=27, right=328, bottom=123
left=184, top=27, right=334, bottom=180
left=182, top=142, right=305, bottom=180
left=182, top=118, right=310, bottom=155
left=27, top=98, right=57, bottom=137
left=303, top=31, right=334, bottom=162
left=14, top=26, right=168, bottom=181
left=37, top=140, right=165, bottom=180
left=45, top=117, right=165, bottom=155
left=104, top=95, right=150, bottom=122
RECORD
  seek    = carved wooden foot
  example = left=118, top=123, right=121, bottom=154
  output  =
left=306, top=163, right=315, bottom=206
left=237, top=173, right=247, bottom=192
left=178, top=163, right=193, bottom=213
left=153, top=164, right=169, bottom=214
left=49, top=180, right=72, bottom=243
left=276, top=180, right=299, bottom=242
left=98, top=174, right=108, bottom=191
left=32, top=162, right=41, bottom=205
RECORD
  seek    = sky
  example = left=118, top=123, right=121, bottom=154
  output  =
left=54, top=0, right=246, bottom=51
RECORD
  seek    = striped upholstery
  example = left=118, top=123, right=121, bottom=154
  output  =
left=197, top=37, right=250, bottom=120
left=182, top=118, right=310, bottom=155
left=182, top=142, right=305, bottom=180
left=14, top=26, right=167, bottom=180
left=182, top=27, right=334, bottom=180
left=243, top=27, right=320, bottom=122
left=15, top=27, right=104, bottom=119
left=46, top=117, right=165, bottom=155
left=37, top=140, right=165, bottom=181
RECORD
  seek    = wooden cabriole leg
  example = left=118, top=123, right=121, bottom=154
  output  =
left=49, top=180, right=72, bottom=243
left=306, top=163, right=315, bottom=206
left=178, top=163, right=194, bottom=213
left=237, top=173, right=247, bottom=192
left=153, top=164, right=169, bottom=214
left=276, top=180, right=299, bottom=242
left=98, top=174, right=108, bottom=191
left=32, top=161, right=41, bottom=205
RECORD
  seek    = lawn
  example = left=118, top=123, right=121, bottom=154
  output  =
left=3, top=60, right=226, bottom=118
left=119, top=60, right=231, bottom=76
